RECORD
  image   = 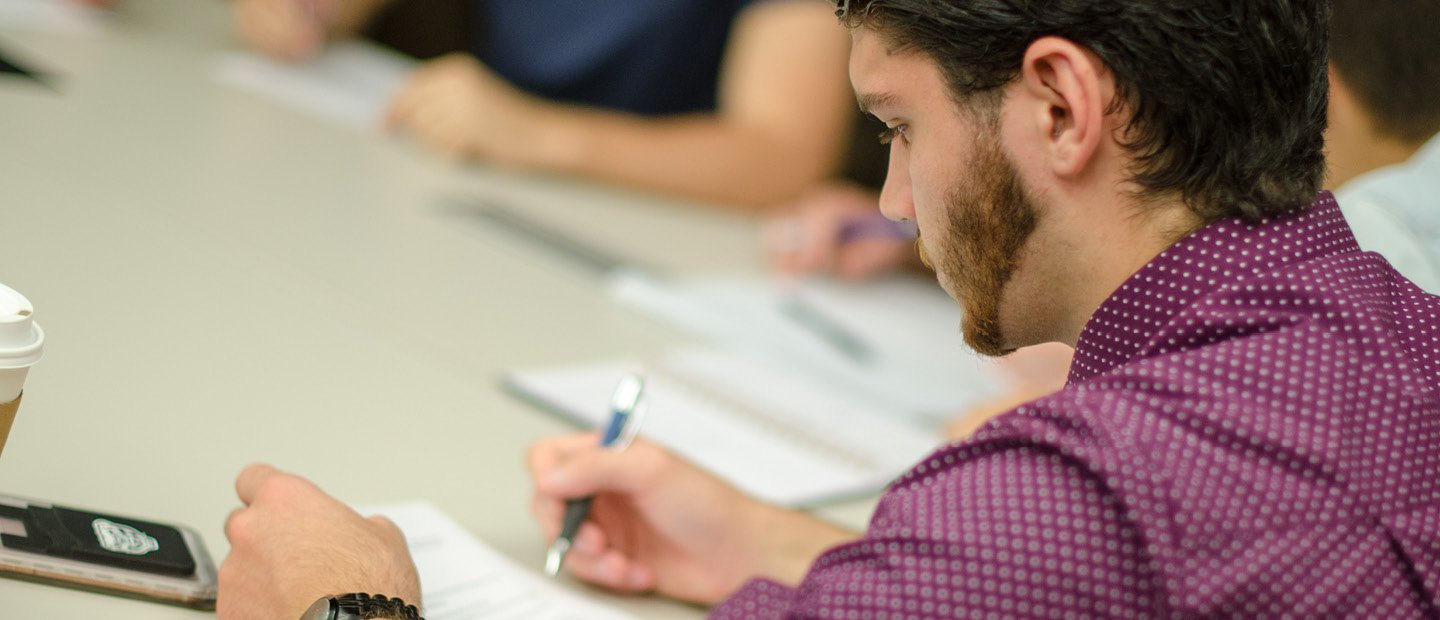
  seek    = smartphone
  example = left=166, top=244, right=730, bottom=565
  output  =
left=0, top=493, right=217, bottom=609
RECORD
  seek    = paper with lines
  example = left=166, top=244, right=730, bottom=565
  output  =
left=361, top=502, right=634, bottom=620
left=214, top=41, right=413, bottom=129
left=505, top=349, right=943, bottom=507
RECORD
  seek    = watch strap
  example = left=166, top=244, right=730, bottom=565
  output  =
left=331, top=593, right=422, bottom=620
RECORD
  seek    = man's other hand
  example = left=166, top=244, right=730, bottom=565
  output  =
left=218, top=464, right=421, bottom=620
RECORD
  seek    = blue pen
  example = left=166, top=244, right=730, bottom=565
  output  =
left=544, top=373, right=648, bottom=577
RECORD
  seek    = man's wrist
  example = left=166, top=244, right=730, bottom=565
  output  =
left=749, top=504, right=857, bottom=586
left=301, top=593, right=422, bottom=620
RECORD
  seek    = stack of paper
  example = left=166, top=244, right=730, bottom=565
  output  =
left=506, top=349, right=944, bottom=507
left=606, top=272, right=1002, bottom=423
left=214, top=42, right=414, bottom=128
left=362, top=502, right=635, bottom=620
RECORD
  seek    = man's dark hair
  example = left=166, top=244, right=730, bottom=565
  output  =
left=1330, top=0, right=1440, bottom=145
left=837, top=1, right=1330, bottom=222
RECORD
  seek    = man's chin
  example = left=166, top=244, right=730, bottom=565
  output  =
left=960, top=313, right=1016, bottom=358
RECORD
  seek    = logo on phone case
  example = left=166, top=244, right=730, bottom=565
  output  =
left=91, top=518, right=160, bottom=556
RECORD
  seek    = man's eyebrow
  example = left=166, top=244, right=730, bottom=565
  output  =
left=856, top=92, right=898, bottom=116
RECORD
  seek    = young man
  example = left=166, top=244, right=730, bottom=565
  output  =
left=775, top=0, right=1440, bottom=441
left=218, top=1, right=1440, bottom=618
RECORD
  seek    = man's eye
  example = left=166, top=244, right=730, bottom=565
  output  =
left=877, top=125, right=906, bottom=145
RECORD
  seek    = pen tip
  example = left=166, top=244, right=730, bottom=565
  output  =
left=544, top=539, right=570, bottom=577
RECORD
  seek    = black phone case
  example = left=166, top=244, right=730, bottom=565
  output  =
left=0, top=495, right=217, bottom=609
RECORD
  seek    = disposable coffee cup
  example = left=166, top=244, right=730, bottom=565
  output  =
left=0, top=283, right=43, bottom=460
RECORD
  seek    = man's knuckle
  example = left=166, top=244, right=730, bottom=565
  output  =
left=224, top=511, right=251, bottom=543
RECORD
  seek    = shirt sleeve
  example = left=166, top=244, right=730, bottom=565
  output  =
left=709, top=442, right=1154, bottom=619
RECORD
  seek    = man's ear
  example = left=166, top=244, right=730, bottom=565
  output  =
left=1016, top=37, right=1109, bottom=178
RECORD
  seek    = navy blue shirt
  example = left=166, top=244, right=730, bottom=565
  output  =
left=473, top=0, right=762, bottom=116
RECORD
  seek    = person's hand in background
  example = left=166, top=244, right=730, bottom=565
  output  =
left=767, top=181, right=919, bottom=281
left=233, top=0, right=389, bottom=62
left=385, top=53, right=560, bottom=166
left=233, top=0, right=332, bottom=61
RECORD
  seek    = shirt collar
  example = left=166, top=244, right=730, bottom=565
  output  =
left=1066, top=192, right=1360, bottom=383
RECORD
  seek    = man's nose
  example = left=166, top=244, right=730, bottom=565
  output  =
left=878, top=149, right=915, bottom=221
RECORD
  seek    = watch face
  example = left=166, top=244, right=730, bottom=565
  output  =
left=300, top=597, right=334, bottom=620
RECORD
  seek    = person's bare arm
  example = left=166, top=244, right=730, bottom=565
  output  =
left=548, top=0, right=854, bottom=207
left=386, top=1, right=854, bottom=208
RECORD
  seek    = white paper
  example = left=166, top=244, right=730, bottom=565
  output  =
left=606, top=271, right=1002, bottom=423
left=0, top=0, right=105, bottom=35
left=506, top=349, right=943, bottom=507
left=361, top=502, right=636, bottom=620
left=214, top=41, right=414, bottom=129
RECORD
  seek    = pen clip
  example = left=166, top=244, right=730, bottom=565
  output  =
left=602, top=373, right=647, bottom=451
left=612, top=397, right=647, bottom=452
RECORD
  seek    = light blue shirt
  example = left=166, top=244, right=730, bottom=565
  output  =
left=1335, top=132, right=1440, bottom=293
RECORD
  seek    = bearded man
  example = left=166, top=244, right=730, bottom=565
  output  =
left=217, top=1, right=1440, bottom=618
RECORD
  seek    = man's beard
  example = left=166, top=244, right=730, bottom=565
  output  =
left=933, top=133, right=1039, bottom=357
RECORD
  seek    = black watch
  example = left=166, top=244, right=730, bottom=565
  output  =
left=299, top=593, right=423, bottom=620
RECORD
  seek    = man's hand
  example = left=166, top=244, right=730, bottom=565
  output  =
left=767, top=182, right=918, bottom=281
left=528, top=435, right=855, bottom=605
left=386, top=53, right=557, bottom=166
left=218, top=464, right=421, bottom=620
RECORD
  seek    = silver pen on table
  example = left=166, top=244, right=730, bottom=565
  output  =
left=778, top=292, right=874, bottom=365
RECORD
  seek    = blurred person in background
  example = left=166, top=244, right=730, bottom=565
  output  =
left=234, top=0, right=855, bottom=208
left=1326, top=0, right=1440, bottom=292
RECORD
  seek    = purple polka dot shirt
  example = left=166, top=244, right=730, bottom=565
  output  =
left=712, top=193, right=1440, bottom=618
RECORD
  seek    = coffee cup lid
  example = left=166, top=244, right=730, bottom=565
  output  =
left=0, top=283, right=43, bottom=368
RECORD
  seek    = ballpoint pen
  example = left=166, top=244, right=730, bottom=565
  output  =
left=544, top=372, right=648, bottom=577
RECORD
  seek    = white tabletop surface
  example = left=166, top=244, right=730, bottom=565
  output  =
left=0, top=1, right=878, bottom=617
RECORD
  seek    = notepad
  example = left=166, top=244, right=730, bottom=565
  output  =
left=0, top=0, right=105, bottom=35
left=214, top=42, right=414, bottom=128
left=360, top=502, right=635, bottom=620
left=606, top=271, right=1003, bottom=424
left=506, top=349, right=945, bottom=507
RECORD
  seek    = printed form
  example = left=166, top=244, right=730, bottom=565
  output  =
left=361, top=502, right=635, bottom=620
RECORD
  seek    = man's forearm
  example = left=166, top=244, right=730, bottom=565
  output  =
left=521, top=106, right=846, bottom=209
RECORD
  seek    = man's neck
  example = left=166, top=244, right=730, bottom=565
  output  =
left=1032, top=194, right=1202, bottom=349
